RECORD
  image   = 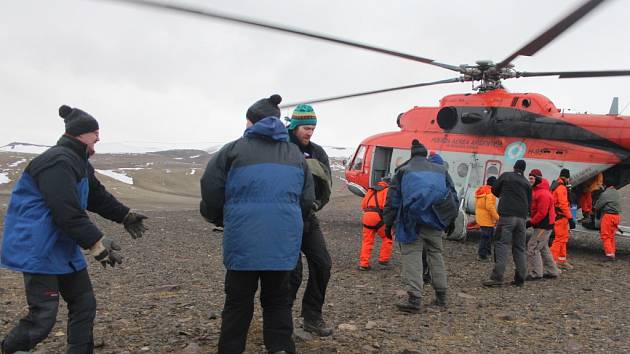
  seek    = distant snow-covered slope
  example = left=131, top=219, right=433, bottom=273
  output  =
left=0, top=142, right=50, bottom=154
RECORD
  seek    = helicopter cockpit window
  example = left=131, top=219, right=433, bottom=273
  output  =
left=522, top=99, right=531, bottom=108
left=351, top=145, right=367, bottom=171
left=437, top=107, right=458, bottom=130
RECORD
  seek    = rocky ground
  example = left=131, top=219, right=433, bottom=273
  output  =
left=1, top=188, right=630, bottom=354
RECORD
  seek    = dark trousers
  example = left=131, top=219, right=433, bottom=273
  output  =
left=2, top=269, right=96, bottom=354
left=218, top=270, right=295, bottom=354
left=490, top=216, right=527, bottom=283
left=478, top=226, right=495, bottom=257
left=288, top=216, right=332, bottom=321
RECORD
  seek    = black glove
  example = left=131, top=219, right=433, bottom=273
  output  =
left=569, top=218, right=576, bottom=230
left=123, top=212, right=148, bottom=239
left=91, top=237, right=123, bottom=268
left=526, top=220, right=532, bottom=228
left=384, top=225, right=393, bottom=239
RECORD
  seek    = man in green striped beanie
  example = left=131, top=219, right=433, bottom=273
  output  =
left=287, top=103, right=334, bottom=337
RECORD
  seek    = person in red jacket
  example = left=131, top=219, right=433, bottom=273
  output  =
left=526, top=169, right=560, bottom=280
left=358, top=177, right=393, bottom=270
left=550, top=169, right=575, bottom=270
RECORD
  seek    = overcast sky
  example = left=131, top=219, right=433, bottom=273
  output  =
left=1, top=0, right=629, bottom=150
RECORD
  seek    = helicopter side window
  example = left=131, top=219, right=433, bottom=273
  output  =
left=351, top=145, right=367, bottom=171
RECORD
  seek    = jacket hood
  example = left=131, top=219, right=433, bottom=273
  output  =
left=475, top=185, right=492, bottom=197
left=534, top=178, right=550, bottom=192
left=244, top=117, right=289, bottom=141
left=376, top=181, right=389, bottom=188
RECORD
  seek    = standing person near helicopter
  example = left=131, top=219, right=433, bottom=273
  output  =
left=475, top=176, right=500, bottom=261
left=550, top=168, right=576, bottom=270
left=358, top=176, right=393, bottom=271
left=287, top=104, right=334, bottom=337
left=594, top=175, right=622, bottom=261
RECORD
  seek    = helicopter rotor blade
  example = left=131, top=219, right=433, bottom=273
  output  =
left=518, top=70, right=630, bottom=79
left=279, top=77, right=464, bottom=108
left=496, top=0, right=607, bottom=70
left=104, top=0, right=463, bottom=73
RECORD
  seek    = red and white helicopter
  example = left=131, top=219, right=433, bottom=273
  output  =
left=112, top=0, right=630, bottom=239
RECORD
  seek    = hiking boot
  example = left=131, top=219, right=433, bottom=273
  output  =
left=557, top=262, right=574, bottom=270
left=525, top=275, right=542, bottom=281
left=482, top=279, right=504, bottom=287
left=358, top=265, right=371, bottom=271
left=378, top=260, right=392, bottom=269
left=434, top=291, right=447, bottom=307
left=477, top=255, right=490, bottom=262
left=510, top=280, right=525, bottom=287
left=543, top=273, right=558, bottom=279
left=303, top=318, right=333, bottom=337
left=270, top=351, right=287, bottom=354
left=395, top=293, right=421, bottom=313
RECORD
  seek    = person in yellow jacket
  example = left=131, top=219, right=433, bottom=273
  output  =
left=475, top=176, right=500, bottom=261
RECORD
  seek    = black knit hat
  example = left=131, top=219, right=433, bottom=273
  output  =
left=560, top=168, right=570, bottom=178
left=513, top=159, right=526, bottom=172
left=410, top=139, right=428, bottom=157
left=486, top=176, right=497, bottom=186
left=59, top=105, right=99, bottom=136
left=246, top=94, right=282, bottom=124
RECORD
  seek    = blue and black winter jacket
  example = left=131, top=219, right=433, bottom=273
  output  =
left=1, top=135, right=130, bottom=274
left=383, top=155, right=457, bottom=243
left=200, top=117, right=315, bottom=271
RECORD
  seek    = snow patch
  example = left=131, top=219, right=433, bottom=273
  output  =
left=189, top=155, right=200, bottom=158
left=322, top=146, right=355, bottom=158
left=173, top=157, right=183, bottom=160
left=0, top=143, right=49, bottom=154
left=95, top=170, right=133, bottom=185
left=189, top=168, right=198, bottom=175
left=8, top=158, right=27, bottom=167
left=0, top=172, right=11, bottom=185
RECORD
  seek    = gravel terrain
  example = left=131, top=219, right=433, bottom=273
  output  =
left=1, top=190, right=630, bottom=353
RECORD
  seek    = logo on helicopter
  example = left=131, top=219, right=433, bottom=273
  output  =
left=505, top=141, right=527, bottom=163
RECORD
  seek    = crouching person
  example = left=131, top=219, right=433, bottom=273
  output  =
left=382, top=140, right=458, bottom=313
left=200, top=94, right=314, bottom=354
left=1, top=105, right=147, bottom=354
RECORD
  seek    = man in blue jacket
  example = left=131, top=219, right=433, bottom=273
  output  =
left=1, top=105, right=147, bottom=354
left=200, top=94, right=315, bottom=354
left=383, top=140, right=458, bottom=313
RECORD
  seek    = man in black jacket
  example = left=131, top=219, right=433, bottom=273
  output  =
left=1, top=105, right=147, bottom=354
left=286, top=104, right=334, bottom=337
left=483, top=159, right=531, bottom=287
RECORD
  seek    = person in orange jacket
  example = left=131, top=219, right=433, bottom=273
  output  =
left=594, top=175, right=622, bottom=261
left=550, top=168, right=576, bottom=270
left=578, top=173, right=603, bottom=222
left=358, top=177, right=393, bottom=270
left=475, top=176, right=499, bottom=261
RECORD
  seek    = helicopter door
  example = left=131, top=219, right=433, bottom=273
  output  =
left=371, top=146, right=393, bottom=187
left=483, top=160, right=502, bottom=182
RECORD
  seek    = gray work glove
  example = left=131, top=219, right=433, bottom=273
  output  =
left=90, top=237, right=123, bottom=268
left=123, top=212, right=148, bottom=239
